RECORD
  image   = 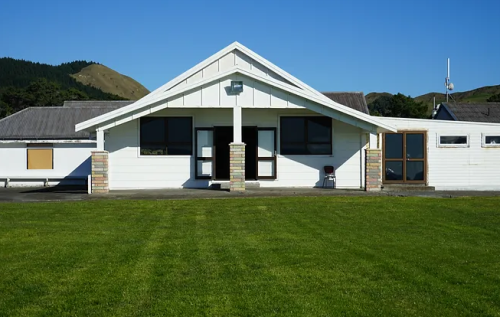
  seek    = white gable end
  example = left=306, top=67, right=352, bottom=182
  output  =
left=75, top=42, right=397, bottom=133
left=160, top=74, right=305, bottom=108
left=169, top=49, right=299, bottom=91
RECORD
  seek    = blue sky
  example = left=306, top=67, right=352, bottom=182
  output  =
left=0, top=0, right=499, bottom=97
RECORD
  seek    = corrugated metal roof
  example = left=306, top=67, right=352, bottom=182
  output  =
left=0, top=103, right=130, bottom=140
left=322, top=92, right=369, bottom=114
left=442, top=102, right=500, bottom=123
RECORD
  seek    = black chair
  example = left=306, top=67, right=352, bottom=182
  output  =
left=322, top=166, right=336, bottom=188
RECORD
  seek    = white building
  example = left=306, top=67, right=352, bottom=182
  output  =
left=2, top=42, right=500, bottom=191
left=0, top=101, right=133, bottom=187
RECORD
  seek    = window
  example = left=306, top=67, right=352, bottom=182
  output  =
left=140, top=117, right=192, bottom=155
left=482, top=134, right=500, bottom=147
left=27, top=143, right=53, bottom=169
left=280, top=116, right=332, bottom=155
left=438, top=135, right=469, bottom=147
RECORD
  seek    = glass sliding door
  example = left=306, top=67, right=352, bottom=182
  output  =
left=195, top=128, right=214, bottom=179
left=257, top=128, right=277, bottom=179
left=383, top=132, right=426, bottom=184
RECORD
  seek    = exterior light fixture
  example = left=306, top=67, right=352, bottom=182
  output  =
left=231, top=81, right=243, bottom=93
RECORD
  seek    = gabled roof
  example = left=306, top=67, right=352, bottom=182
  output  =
left=437, top=102, right=500, bottom=123
left=0, top=102, right=132, bottom=140
left=76, top=42, right=396, bottom=133
left=322, top=92, right=369, bottom=114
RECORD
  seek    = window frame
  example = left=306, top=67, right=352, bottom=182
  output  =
left=139, top=116, right=193, bottom=156
left=482, top=134, right=500, bottom=148
left=26, top=143, right=54, bottom=170
left=279, top=116, right=333, bottom=155
left=437, top=134, right=470, bottom=148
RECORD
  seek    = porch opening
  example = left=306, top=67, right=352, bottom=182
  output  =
left=214, top=126, right=257, bottom=180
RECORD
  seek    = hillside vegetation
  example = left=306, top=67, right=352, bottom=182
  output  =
left=367, top=84, right=500, bottom=117
left=0, top=58, right=149, bottom=118
left=71, top=64, right=149, bottom=100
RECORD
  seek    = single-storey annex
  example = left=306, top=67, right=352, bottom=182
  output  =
left=1, top=42, right=500, bottom=191
left=0, top=101, right=133, bottom=187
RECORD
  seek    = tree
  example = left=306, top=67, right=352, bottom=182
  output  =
left=368, top=93, right=428, bottom=118
left=487, top=93, right=500, bottom=102
left=0, top=100, right=12, bottom=118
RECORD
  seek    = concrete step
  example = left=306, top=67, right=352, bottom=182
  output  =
left=211, top=181, right=261, bottom=190
left=382, top=184, right=435, bottom=192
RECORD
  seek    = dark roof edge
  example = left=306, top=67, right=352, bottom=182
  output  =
left=440, top=103, right=459, bottom=121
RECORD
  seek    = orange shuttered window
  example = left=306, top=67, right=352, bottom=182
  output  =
left=27, top=148, right=53, bottom=170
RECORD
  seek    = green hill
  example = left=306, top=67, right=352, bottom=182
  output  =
left=71, top=64, right=149, bottom=100
left=0, top=58, right=150, bottom=118
left=367, top=85, right=500, bottom=116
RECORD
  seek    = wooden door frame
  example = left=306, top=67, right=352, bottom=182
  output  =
left=382, top=131, right=427, bottom=184
left=257, top=127, right=277, bottom=180
left=194, top=127, right=215, bottom=180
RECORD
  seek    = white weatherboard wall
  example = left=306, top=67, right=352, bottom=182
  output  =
left=378, top=117, right=500, bottom=190
left=105, top=108, right=365, bottom=190
left=0, top=143, right=95, bottom=187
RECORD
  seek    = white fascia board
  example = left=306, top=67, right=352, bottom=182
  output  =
left=95, top=66, right=395, bottom=133
left=234, top=42, right=332, bottom=103
left=235, top=69, right=397, bottom=132
left=75, top=43, right=240, bottom=132
left=76, top=66, right=240, bottom=132
left=136, top=42, right=239, bottom=103
left=76, top=41, right=337, bottom=132
left=75, top=41, right=395, bottom=133
left=0, top=139, right=96, bottom=144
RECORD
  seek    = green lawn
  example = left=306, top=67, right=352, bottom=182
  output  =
left=1, top=197, right=499, bottom=317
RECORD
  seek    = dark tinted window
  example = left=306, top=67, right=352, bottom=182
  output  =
left=385, top=134, right=403, bottom=159
left=485, top=136, right=500, bottom=144
left=308, top=117, right=331, bottom=143
left=280, top=117, right=332, bottom=155
left=140, top=117, right=192, bottom=155
left=406, top=161, right=424, bottom=181
left=406, top=134, right=424, bottom=159
left=440, top=136, right=467, bottom=145
left=140, top=118, right=165, bottom=143
left=385, top=161, right=403, bottom=181
left=281, top=117, right=305, bottom=143
left=167, top=117, right=192, bottom=143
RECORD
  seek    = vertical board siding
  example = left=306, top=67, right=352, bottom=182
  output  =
left=106, top=108, right=364, bottom=189
left=162, top=48, right=305, bottom=109
left=379, top=117, right=500, bottom=190
left=167, top=74, right=310, bottom=109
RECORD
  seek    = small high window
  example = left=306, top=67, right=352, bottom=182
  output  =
left=482, top=134, right=500, bottom=147
left=438, top=135, right=469, bottom=148
left=280, top=116, right=332, bottom=155
left=27, top=143, right=53, bottom=169
left=140, top=117, right=192, bottom=155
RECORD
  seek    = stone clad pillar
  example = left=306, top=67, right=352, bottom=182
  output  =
left=229, top=143, right=246, bottom=192
left=91, top=151, right=109, bottom=193
left=365, top=149, right=382, bottom=191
